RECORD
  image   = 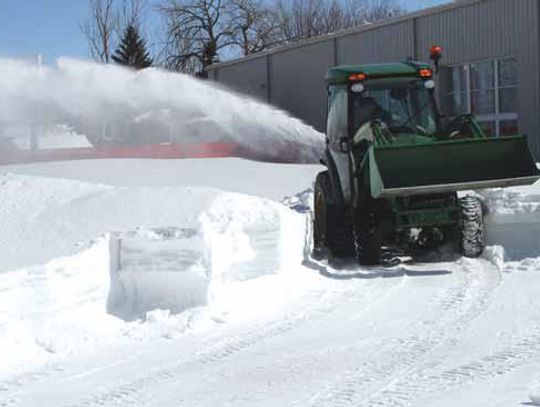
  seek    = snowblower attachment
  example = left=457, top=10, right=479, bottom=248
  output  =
left=369, top=135, right=540, bottom=198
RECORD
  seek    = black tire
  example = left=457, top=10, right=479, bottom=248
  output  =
left=313, top=171, right=354, bottom=258
left=460, top=195, right=484, bottom=258
left=355, top=205, right=383, bottom=265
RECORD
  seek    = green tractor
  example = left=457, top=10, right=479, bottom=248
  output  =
left=313, top=54, right=540, bottom=265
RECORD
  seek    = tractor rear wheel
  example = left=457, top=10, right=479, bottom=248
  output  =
left=313, top=171, right=354, bottom=259
left=460, top=195, right=484, bottom=258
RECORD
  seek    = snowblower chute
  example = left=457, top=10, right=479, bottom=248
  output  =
left=313, top=56, right=540, bottom=265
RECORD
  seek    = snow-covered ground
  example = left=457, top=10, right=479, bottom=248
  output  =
left=1, top=158, right=539, bottom=407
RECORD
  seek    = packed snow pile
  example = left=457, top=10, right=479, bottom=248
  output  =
left=0, top=169, right=306, bottom=375
left=479, top=182, right=540, bottom=261
left=0, top=57, right=324, bottom=162
left=0, top=238, right=124, bottom=374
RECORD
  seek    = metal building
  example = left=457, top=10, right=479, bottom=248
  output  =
left=206, top=0, right=540, bottom=159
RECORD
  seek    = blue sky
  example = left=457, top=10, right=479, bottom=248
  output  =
left=0, top=0, right=450, bottom=64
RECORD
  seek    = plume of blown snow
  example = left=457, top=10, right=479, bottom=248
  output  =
left=0, top=57, right=324, bottom=162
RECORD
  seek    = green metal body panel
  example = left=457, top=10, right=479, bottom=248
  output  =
left=325, top=62, right=431, bottom=85
left=368, top=135, right=540, bottom=199
left=393, top=206, right=460, bottom=230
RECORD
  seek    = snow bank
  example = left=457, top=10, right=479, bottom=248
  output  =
left=107, top=192, right=306, bottom=321
left=0, top=171, right=307, bottom=375
left=480, top=186, right=540, bottom=220
left=480, top=182, right=540, bottom=261
left=0, top=57, right=324, bottom=162
left=0, top=238, right=124, bottom=374
left=4, top=157, right=322, bottom=201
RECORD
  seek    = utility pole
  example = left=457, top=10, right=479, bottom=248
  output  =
left=30, top=54, right=43, bottom=151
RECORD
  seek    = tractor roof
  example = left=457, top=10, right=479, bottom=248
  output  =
left=325, top=61, right=431, bottom=85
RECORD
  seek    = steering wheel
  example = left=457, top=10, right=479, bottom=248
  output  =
left=388, top=124, right=416, bottom=134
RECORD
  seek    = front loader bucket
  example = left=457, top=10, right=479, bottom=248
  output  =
left=369, top=136, right=540, bottom=198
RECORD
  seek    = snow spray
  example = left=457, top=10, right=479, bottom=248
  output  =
left=0, top=57, right=324, bottom=163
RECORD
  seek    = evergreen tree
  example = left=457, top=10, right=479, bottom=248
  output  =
left=112, top=25, right=153, bottom=69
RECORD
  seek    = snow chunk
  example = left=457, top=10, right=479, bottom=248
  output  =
left=107, top=227, right=211, bottom=321
left=200, top=192, right=305, bottom=284
left=482, top=245, right=506, bottom=271
left=281, top=188, right=313, bottom=213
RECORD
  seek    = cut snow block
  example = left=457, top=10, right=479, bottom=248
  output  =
left=485, top=220, right=540, bottom=260
left=107, top=227, right=211, bottom=321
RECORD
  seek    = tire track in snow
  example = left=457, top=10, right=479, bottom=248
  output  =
left=189, top=270, right=410, bottom=407
left=359, top=259, right=502, bottom=406
left=0, top=365, right=66, bottom=407
left=405, top=325, right=540, bottom=405
left=367, top=255, right=540, bottom=405
left=305, top=258, right=501, bottom=407
left=69, top=277, right=393, bottom=407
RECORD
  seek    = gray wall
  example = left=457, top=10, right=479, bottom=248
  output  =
left=337, top=20, right=415, bottom=65
left=208, top=0, right=540, bottom=159
left=271, top=40, right=335, bottom=131
left=211, top=55, right=268, bottom=101
left=415, top=0, right=540, bottom=157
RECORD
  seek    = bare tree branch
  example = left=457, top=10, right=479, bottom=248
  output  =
left=81, top=0, right=150, bottom=64
left=80, top=0, right=117, bottom=63
left=158, top=0, right=403, bottom=75
left=274, top=0, right=403, bottom=44
left=160, top=0, right=236, bottom=75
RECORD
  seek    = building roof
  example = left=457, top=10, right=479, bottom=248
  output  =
left=325, top=61, right=431, bottom=85
left=206, top=0, right=482, bottom=72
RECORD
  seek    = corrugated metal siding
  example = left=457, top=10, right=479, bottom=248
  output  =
left=208, top=0, right=540, bottom=159
left=214, top=55, right=268, bottom=101
left=417, top=0, right=520, bottom=63
left=337, top=21, right=415, bottom=65
left=511, top=0, right=539, bottom=158
left=271, top=40, right=334, bottom=131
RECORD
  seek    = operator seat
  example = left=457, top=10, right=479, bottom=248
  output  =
left=355, top=96, right=390, bottom=129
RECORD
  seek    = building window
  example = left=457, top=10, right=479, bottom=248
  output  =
left=441, top=57, right=518, bottom=137
left=441, top=65, right=468, bottom=116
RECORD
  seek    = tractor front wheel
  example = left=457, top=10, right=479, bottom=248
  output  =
left=355, top=207, right=383, bottom=266
left=313, top=171, right=335, bottom=257
left=313, top=171, right=355, bottom=259
left=460, top=195, right=484, bottom=258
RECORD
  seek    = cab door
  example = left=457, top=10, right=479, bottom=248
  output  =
left=327, top=84, right=351, bottom=204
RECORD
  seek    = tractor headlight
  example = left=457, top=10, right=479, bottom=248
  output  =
left=424, top=80, right=435, bottom=89
left=351, top=83, right=365, bottom=93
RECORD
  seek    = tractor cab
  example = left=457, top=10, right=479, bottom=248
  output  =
left=325, top=62, right=442, bottom=149
left=351, top=76, right=438, bottom=139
